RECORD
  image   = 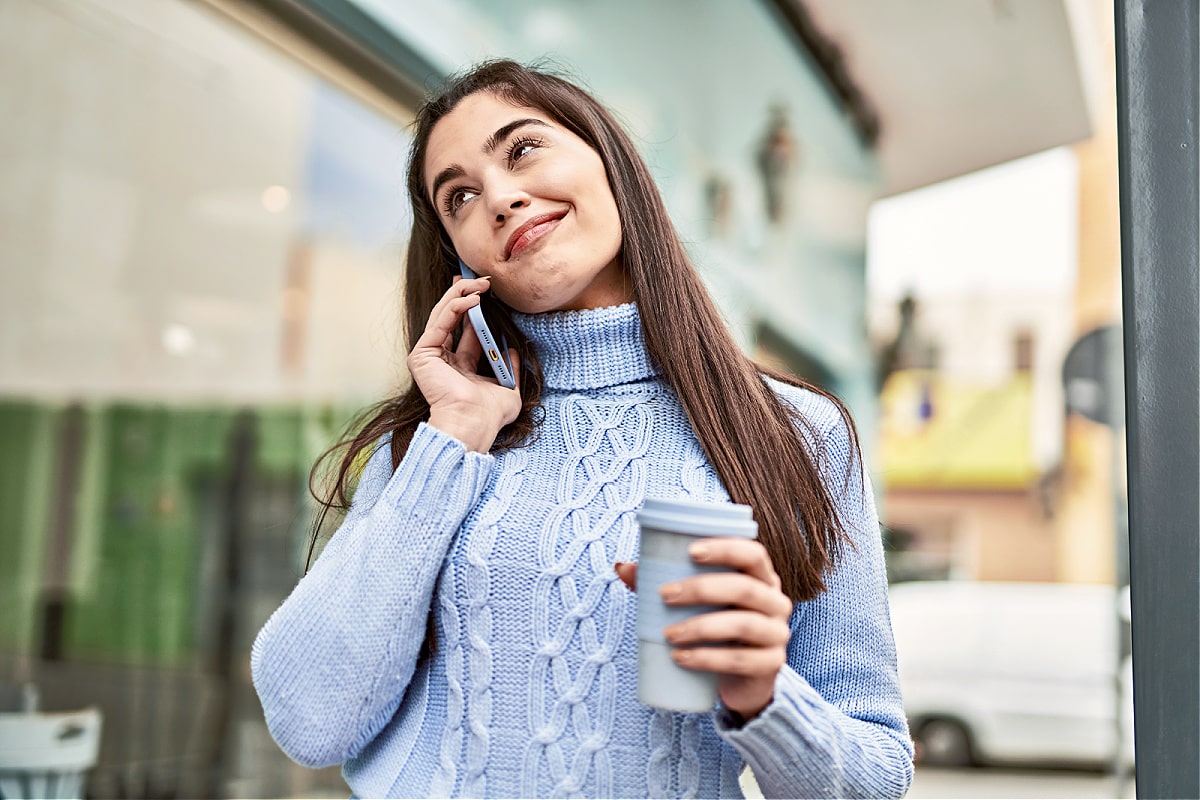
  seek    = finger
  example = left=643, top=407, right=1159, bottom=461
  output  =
left=688, top=538, right=781, bottom=590
left=419, top=277, right=490, bottom=342
left=671, top=644, right=786, bottom=677
left=435, top=274, right=488, bottom=315
left=661, top=572, right=793, bottom=620
left=663, top=609, right=790, bottom=648
left=452, top=315, right=483, bottom=370
left=414, top=288, right=484, bottom=352
left=614, top=561, right=637, bottom=591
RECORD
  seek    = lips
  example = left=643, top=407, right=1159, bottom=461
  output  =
left=504, top=211, right=567, bottom=259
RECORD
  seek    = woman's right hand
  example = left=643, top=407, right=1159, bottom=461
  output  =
left=407, top=276, right=522, bottom=453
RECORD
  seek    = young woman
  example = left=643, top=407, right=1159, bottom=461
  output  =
left=252, top=59, right=913, bottom=798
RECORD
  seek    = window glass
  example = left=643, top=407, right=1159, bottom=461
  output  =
left=0, top=1, right=408, bottom=795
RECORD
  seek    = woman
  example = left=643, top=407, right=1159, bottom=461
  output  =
left=252, top=59, right=913, bottom=798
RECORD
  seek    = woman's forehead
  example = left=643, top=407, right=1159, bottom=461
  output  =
left=431, top=94, right=551, bottom=147
left=423, top=93, right=555, bottom=184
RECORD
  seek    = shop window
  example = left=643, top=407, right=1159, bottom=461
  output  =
left=0, top=1, right=411, bottom=795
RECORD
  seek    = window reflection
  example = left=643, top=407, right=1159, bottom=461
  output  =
left=0, top=1, right=409, bottom=795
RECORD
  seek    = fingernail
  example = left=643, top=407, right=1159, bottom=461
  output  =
left=660, top=583, right=681, bottom=602
left=672, top=648, right=693, bottom=664
left=663, top=625, right=683, bottom=643
left=689, top=543, right=710, bottom=561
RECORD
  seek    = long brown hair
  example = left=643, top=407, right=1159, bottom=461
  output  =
left=311, top=59, right=861, bottom=602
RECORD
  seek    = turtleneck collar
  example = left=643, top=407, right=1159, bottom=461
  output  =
left=510, top=302, right=660, bottom=391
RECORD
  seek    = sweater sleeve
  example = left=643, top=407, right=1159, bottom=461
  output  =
left=714, top=412, right=915, bottom=799
left=250, top=422, right=493, bottom=768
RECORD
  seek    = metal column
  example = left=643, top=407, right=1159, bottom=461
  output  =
left=1114, top=1, right=1200, bottom=797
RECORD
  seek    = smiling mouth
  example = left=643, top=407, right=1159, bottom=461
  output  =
left=505, top=212, right=567, bottom=259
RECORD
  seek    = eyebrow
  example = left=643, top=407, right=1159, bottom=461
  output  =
left=483, top=118, right=548, bottom=155
left=428, top=118, right=551, bottom=206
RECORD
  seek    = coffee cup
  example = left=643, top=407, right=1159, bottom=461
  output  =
left=634, top=497, right=758, bottom=712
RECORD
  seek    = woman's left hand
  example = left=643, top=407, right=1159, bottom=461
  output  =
left=614, top=539, right=794, bottom=721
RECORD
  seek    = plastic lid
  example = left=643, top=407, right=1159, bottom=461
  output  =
left=636, top=497, right=758, bottom=538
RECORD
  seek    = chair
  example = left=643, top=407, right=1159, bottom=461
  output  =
left=0, top=708, right=102, bottom=800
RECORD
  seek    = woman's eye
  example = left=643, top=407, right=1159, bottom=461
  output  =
left=443, top=188, right=478, bottom=217
left=507, top=136, right=544, bottom=165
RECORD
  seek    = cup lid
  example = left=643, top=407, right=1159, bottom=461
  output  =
left=637, top=497, right=758, bottom=538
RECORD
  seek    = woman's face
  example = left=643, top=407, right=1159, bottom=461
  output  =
left=424, top=91, right=628, bottom=313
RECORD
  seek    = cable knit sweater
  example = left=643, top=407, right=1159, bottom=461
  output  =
left=251, top=302, right=913, bottom=799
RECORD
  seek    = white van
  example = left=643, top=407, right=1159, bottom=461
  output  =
left=887, top=581, right=1133, bottom=768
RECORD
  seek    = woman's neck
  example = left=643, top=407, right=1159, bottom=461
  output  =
left=510, top=303, right=659, bottom=391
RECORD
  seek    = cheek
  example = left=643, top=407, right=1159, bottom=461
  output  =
left=579, top=171, right=620, bottom=239
left=602, top=195, right=622, bottom=237
left=591, top=192, right=623, bottom=252
left=446, top=223, right=489, bottom=268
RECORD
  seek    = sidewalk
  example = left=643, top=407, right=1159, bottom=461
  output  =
left=742, top=765, right=1133, bottom=799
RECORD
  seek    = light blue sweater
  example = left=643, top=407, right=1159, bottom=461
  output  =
left=251, top=303, right=913, bottom=798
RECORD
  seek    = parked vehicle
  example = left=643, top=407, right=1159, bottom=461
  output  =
left=887, top=581, right=1133, bottom=768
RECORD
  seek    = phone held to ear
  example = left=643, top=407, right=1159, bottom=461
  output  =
left=459, top=260, right=517, bottom=389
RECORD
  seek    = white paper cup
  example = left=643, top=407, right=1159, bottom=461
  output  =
left=635, top=497, right=758, bottom=712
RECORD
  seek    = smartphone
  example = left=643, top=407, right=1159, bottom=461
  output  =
left=458, top=260, right=517, bottom=389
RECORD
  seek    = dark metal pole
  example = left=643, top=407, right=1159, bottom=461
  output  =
left=1114, top=2, right=1200, bottom=798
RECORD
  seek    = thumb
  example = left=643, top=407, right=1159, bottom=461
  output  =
left=614, top=561, right=638, bottom=591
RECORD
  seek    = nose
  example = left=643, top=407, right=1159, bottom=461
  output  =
left=489, top=183, right=531, bottom=224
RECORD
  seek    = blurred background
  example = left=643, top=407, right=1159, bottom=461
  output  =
left=0, top=0, right=1131, bottom=797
